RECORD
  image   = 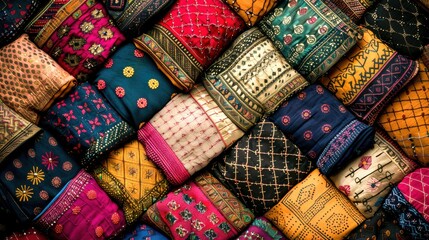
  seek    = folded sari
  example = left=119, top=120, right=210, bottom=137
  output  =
left=0, top=100, right=41, bottom=163
left=0, top=130, right=80, bottom=223
left=270, top=84, right=375, bottom=175
left=0, top=34, right=77, bottom=123
left=224, top=0, right=278, bottom=26
left=383, top=168, right=429, bottom=240
left=319, top=27, right=419, bottom=125
left=5, top=227, right=48, bottom=240
left=92, top=139, right=170, bottom=224
left=378, top=59, right=429, bottom=165
left=327, top=0, right=374, bottom=22
left=363, top=0, right=429, bottom=59
left=237, top=217, right=286, bottom=240
left=265, top=169, right=366, bottom=239
left=35, top=170, right=126, bottom=239
left=33, top=0, right=126, bottom=82
left=258, top=0, right=361, bottom=82
left=138, top=84, right=244, bottom=185
left=330, top=129, right=418, bottom=218
left=40, top=82, right=136, bottom=167
left=211, top=119, right=314, bottom=216
left=122, top=223, right=168, bottom=240
left=133, top=0, right=245, bottom=91
left=142, top=171, right=254, bottom=239
left=94, top=43, right=178, bottom=129
left=102, top=0, right=174, bottom=37
left=203, top=27, right=308, bottom=132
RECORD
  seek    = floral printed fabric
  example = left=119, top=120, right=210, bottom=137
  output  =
left=0, top=130, right=80, bottom=222
left=237, top=217, right=286, bottom=240
left=142, top=172, right=254, bottom=239
left=270, top=84, right=375, bottom=175
left=330, top=130, right=418, bottom=218
left=258, top=0, right=361, bottom=82
left=94, top=43, right=178, bottom=129
left=33, top=0, right=126, bottom=82
left=40, top=82, right=135, bottom=167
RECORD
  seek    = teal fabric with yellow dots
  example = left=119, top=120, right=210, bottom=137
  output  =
left=94, top=42, right=178, bottom=129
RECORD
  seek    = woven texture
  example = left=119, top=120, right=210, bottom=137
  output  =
left=328, top=0, right=374, bottom=22
left=224, top=0, right=278, bottom=26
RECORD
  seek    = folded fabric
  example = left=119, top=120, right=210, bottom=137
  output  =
left=237, top=217, right=286, bottom=240
left=0, top=130, right=80, bottom=223
left=265, top=169, right=366, bottom=239
left=319, top=27, right=419, bottom=125
left=258, top=0, right=361, bottom=82
left=418, top=0, right=429, bottom=10
left=210, top=119, right=314, bottom=216
left=102, top=0, right=173, bottom=37
left=40, top=82, right=136, bottom=167
left=138, top=84, right=244, bottom=185
left=346, top=208, right=413, bottom=240
left=383, top=187, right=429, bottom=239
left=363, top=0, right=429, bottom=59
left=0, top=0, right=45, bottom=47
left=33, top=0, right=126, bottom=82
left=122, top=223, right=168, bottom=240
left=270, top=84, right=375, bottom=175
left=378, top=59, right=429, bottom=165
left=133, top=0, right=245, bottom=91
left=423, top=45, right=429, bottom=68
left=0, top=100, right=41, bottom=163
left=5, top=227, right=48, bottom=240
left=327, top=0, right=374, bottom=22
left=92, top=139, right=170, bottom=224
left=330, top=129, right=418, bottom=218
left=223, top=0, right=278, bottom=26
left=203, top=27, right=308, bottom=132
left=94, top=42, right=178, bottom=129
left=35, top=169, right=126, bottom=239
left=0, top=34, right=77, bottom=123
left=142, top=171, right=254, bottom=239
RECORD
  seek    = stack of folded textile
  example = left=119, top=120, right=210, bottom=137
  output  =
left=1, top=0, right=429, bottom=239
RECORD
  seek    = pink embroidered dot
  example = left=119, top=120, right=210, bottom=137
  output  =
left=137, top=98, right=147, bottom=109
left=322, top=124, right=332, bottom=133
left=97, top=80, right=106, bottom=90
left=72, top=205, right=81, bottom=215
left=316, top=85, right=324, bottom=94
left=321, top=104, right=330, bottom=113
left=301, top=109, right=311, bottom=119
left=28, top=148, right=36, bottom=158
left=308, top=150, right=317, bottom=159
left=39, top=190, right=49, bottom=200
left=104, top=58, right=113, bottom=68
left=55, top=224, right=63, bottom=234
left=282, top=116, right=290, bottom=126
left=95, top=226, right=104, bottom=237
left=51, top=177, right=62, bottom=188
left=5, top=171, right=14, bottom=181
left=339, top=105, right=347, bottom=113
left=303, top=130, right=313, bottom=140
left=111, top=212, right=120, bottom=224
left=339, top=185, right=351, bottom=196
left=48, top=137, right=57, bottom=146
left=115, top=87, right=125, bottom=98
left=283, top=34, right=293, bottom=45
left=33, top=207, right=41, bottom=216
left=134, top=49, right=144, bottom=58
left=87, top=189, right=97, bottom=199
left=13, top=159, right=22, bottom=168
left=62, top=161, right=73, bottom=171
left=297, top=92, right=306, bottom=100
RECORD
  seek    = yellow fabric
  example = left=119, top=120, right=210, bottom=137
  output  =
left=265, top=169, right=365, bottom=239
left=378, top=59, right=429, bottom=165
left=224, top=0, right=278, bottom=26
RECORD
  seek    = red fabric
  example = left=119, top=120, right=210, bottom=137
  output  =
left=159, top=0, right=245, bottom=68
left=5, top=227, right=48, bottom=240
left=398, top=168, right=429, bottom=222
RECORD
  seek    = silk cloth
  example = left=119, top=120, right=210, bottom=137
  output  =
left=142, top=171, right=254, bottom=239
left=328, top=0, right=374, bottom=22
left=378, top=59, right=429, bottom=165
left=133, top=0, right=245, bottom=91
left=258, top=0, right=361, bottom=82
left=138, top=84, right=244, bottom=185
left=270, top=84, right=375, bottom=175
left=121, top=223, right=168, bottom=240
left=320, top=27, right=419, bottom=125
left=237, top=217, right=286, bottom=240
left=265, top=169, right=366, bottom=239
left=92, top=139, right=170, bottom=224
left=223, top=0, right=278, bottom=26
left=0, top=34, right=77, bottom=124
left=203, top=27, right=308, bottom=132
left=330, top=129, right=418, bottom=218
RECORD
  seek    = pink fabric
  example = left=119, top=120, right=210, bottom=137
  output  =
left=36, top=170, right=126, bottom=239
left=398, top=168, right=429, bottom=222
left=138, top=122, right=190, bottom=185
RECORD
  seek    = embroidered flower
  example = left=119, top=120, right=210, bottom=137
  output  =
left=72, top=205, right=81, bottom=215
left=115, top=86, right=125, bottom=98
left=282, top=115, right=290, bottom=126
left=98, top=27, right=113, bottom=40
left=191, top=219, right=205, bottom=231
left=137, top=98, right=147, bottom=108
left=77, top=102, right=91, bottom=115
left=359, top=156, right=372, bottom=170
left=148, top=79, right=159, bottom=89
left=62, top=161, right=73, bottom=171
left=87, top=190, right=97, bottom=199
left=303, top=130, right=313, bottom=140
left=283, top=34, right=293, bottom=45
left=97, top=80, right=106, bottom=90
left=297, top=92, right=306, bottom=100
left=308, top=150, right=317, bottom=159
left=208, top=213, right=219, bottom=224
left=51, top=177, right=62, bottom=188
left=58, top=25, right=70, bottom=38
left=48, top=137, right=57, bottom=146
left=367, top=177, right=381, bottom=192
left=5, top=171, right=14, bottom=181
left=92, top=98, right=105, bottom=109
left=27, top=166, right=45, bottom=185
left=318, top=25, right=329, bottom=35
left=80, top=21, right=94, bottom=33
left=180, top=209, right=192, bottom=221
left=74, top=123, right=87, bottom=135
left=28, top=148, right=36, bottom=158
left=69, top=91, right=80, bottom=103
left=89, top=117, right=102, bottom=129
left=104, top=58, right=113, bottom=68
left=322, top=124, right=332, bottom=133
left=301, top=109, right=311, bottom=119
left=339, top=185, right=351, bottom=196
left=307, top=16, right=317, bottom=24
left=39, top=190, right=49, bottom=200
left=339, top=105, right=347, bottom=113
left=175, top=226, right=188, bottom=238
left=102, top=113, right=116, bottom=125
left=54, top=224, right=63, bottom=234
left=316, top=85, right=324, bottom=94
left=16, top=185, right=33, bottom=202
left=95, top=226, right=104, bottom=238
left=56, top=100, right=67, bottom=109
left=134, top=49, right=144, bottom=57
left=167, top=200, right=180, bottom=211
left=69, top=37, right=86, bottom=50
left=63, top=110, right=77, bottom=121
left=13, top=159, right=22, bottom=168
left=111, top=212, right=120, bottom=224
left=123, top=66, right=134, bottom=78
left=64, top=54, right=80, bottom=67
left=89, top=43, right=104, bottom=56
left=321, top=104, right=330, bottom=113
left=91, top=8, right=104, bottom=18
left=42, top=152, right=59, bottom=170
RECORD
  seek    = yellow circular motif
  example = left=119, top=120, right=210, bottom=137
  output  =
left=123, top=66, right=134, bottom=78
left=148, top=79, right=159, bottom=89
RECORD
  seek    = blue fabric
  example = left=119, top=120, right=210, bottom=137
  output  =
left=122, top=223, right=168, bottom=240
